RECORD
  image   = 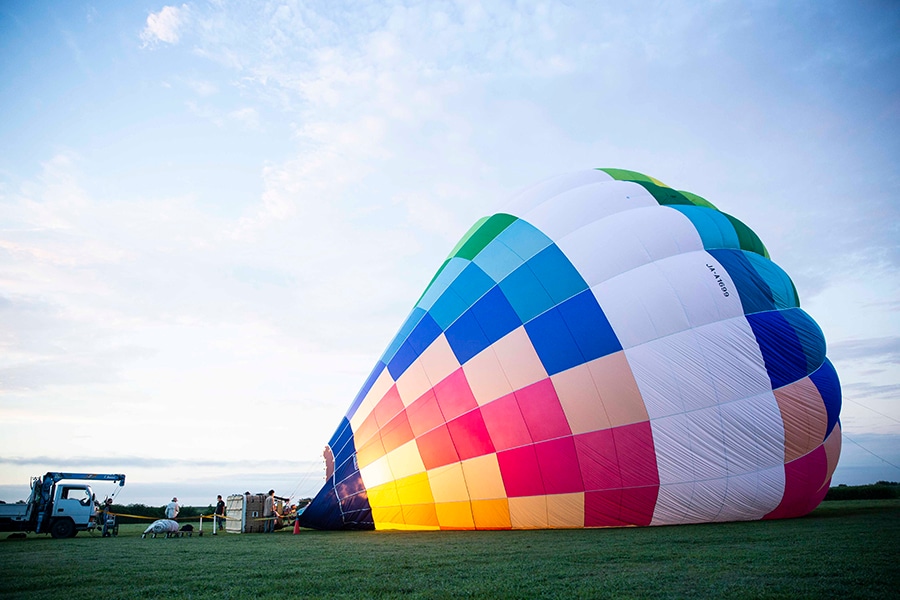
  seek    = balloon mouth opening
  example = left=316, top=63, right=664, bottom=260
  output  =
left=323, top=445, right=335, bottom=481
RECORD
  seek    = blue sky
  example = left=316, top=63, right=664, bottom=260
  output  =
left=1, top=1, right=898, bottom=507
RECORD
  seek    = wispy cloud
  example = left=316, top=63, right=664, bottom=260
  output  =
left=843, top=382, right=900, bottom=409
left=0, top=454, right=318, bottom=471
left=186, top=78, right=218, bottom=97
left=830, top=336, right=900, bottom=364
left=141, top=4, right=189, bottom=48
left=228, top=107, right=260, bottom=129
left=835, top=432, right=900, bottom=484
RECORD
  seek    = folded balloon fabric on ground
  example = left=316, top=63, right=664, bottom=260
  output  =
left=300, top=168, right=842, bottom=531
left=143, top=519, right=180, bottom=534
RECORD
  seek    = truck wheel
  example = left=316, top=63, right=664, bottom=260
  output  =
left=50, top=519, right=75, bottom=539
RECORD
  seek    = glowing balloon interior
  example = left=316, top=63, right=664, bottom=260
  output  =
left=300, top=168, right=841, bottom=530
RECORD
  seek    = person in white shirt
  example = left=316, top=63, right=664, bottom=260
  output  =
left=165, top=497, right=180, bottom=520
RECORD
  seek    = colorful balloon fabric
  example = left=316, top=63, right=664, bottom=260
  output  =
left=300, top=168, right=842, bottom=530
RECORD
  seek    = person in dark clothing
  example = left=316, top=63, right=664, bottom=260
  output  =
left=215, top=495, right=226, bottom=531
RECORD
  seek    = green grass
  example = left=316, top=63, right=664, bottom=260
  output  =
left=1, top=500, right=898, bottom=599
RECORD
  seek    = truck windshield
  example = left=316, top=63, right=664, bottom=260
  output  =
left=62, top=487, right=93, bottom=506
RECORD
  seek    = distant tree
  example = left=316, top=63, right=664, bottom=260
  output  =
left=108, top=503, right=159, bottom=523
left=108, top=503, right=217, bottom=523
left=825, top=482, right=900, bottom=501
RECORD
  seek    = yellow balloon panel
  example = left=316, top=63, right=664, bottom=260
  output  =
left=427, top=463, right=469, bottom=503
left=390, top=463, right=431, bottom=502
left=471, top=499, right=511, bottom=530
left=435, top=501, right=476, bottom=530
left=367, top=481, right=400, bottom=507
left=401, top=504, right=440, bottom=529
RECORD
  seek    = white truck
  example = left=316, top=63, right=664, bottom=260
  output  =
left=0, top=472, right=125, bottom=538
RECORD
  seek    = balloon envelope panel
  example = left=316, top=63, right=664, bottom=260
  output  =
left=300, top=168, right=841, bottom=531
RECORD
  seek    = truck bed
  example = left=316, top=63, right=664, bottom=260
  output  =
left=0, top=504, right=29, bottom=520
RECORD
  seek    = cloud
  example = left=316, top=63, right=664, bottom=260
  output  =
left=843, top=383, right=900, bottom=416
left=229, top=107, right=260, bottom=129
left=140, top=4, right=189, bottom=48
left=184, top=102, right=259, bottom=131
left=0, top=454, right=314, bottom=471
left=829, top=336, right=900, bottom=365
left=833, top=432, right=900, bottom=485
left=187, top=78, right=218, bottom=96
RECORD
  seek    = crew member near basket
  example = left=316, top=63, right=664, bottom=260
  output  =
left=215, top=495, right=226, bottom=530
left=263, top=490, right=277, bottom=533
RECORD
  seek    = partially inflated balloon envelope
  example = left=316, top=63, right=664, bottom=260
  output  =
left=300, top=168, right=841, bottom=530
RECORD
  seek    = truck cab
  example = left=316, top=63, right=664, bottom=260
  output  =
left=52, top=484, right=97, bottom=533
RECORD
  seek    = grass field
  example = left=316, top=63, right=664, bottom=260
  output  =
left=1, top=500, right=898, bottom=599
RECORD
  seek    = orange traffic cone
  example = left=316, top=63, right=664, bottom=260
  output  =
left=293, top=517, right=300, bottom=534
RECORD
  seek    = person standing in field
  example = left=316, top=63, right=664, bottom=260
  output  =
left=264, top=490, right=277, bottom=533
left=215, top=495, right=226, bottom=530
left=165, top=497, right=181, bottom=520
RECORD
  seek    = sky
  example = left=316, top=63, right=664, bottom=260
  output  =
left=1, top=0, right=898, bottom=508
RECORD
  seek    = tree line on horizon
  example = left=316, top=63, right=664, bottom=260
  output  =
left=824, top=481, right=899, bottom=501
left=105, top=503, right=214, bottom=523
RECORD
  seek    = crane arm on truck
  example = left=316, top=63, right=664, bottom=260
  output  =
left=40, top=473, right=126, bottom=485
left=32, top=472, right=126, bottom=535
left=33, top=473, right=125, bottom=511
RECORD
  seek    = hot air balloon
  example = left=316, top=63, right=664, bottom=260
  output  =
left=300, top=168, right=841, bottom=530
